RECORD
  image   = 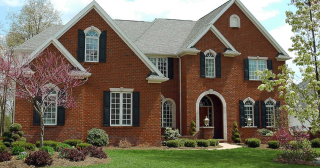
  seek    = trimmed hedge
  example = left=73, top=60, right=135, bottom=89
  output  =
left=39, top=146, right=55, bottom=156
left=9, top=123, right=22, bottom=132
left=208, top=139, right=219, bottom=146
left=77, top=143, right=92, bottom=149
left=196, top=140, right=210, bottom=147
left=166, top=140, right=179, bottom=147
left=11, top=141, right=36, bottom=151
left=245, top=138, right=261, bottom=148
left=63, top=139, right=83, bottom=147
left=268, top=141, right=279, bottom=149
left=86, top=128, right=109, bottom=146
left=36, top=140, right=59, bottom=148
left=184, top=140, right=197, bottom=147
left=311, top=138, right=320, bottom=148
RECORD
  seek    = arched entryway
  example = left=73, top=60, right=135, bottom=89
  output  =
left=196, top=89, right=227, bottom=141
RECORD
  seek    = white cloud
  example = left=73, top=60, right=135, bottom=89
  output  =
left=241, top=0, right=281, bottom=21
left=0, top=0, right=24, bottom=7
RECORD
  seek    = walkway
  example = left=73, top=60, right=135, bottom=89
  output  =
left=215, top=143, right=242, bottom=150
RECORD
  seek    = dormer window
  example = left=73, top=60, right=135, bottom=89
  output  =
left=230, top=14, right=240, bottom=28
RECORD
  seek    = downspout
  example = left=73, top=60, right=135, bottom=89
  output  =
left=179, top=57, right=182, bottom=134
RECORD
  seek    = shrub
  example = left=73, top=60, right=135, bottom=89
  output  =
left=24, top=143, right=36, bottom=151
left=3, top=142, right=10, bottom=147
left=90, top=146, right=107, bottom=159
left=9, top=123, right=22, bottom=132
left=11, top=141, right=25, bottom=148
left=25, top=151, right=52, bottom=166
left=11, top=146, right=26, bottom=155
left=232, top=121, right=241, bottom=143
left=36, top=140, right=58, bottom=148
left=208, top=139, right=219, bottom=146
left=184, top=140, right=197, bottom=147
left=164, top=127, right=180, bottom=140
left=3, top=137, right=13, bottom=143
left=77, top=143, right=92, bottom=150
left=63, top=139, right=83, bottom=147
left=118, top=139, right=132, bottom=148
left=311, top=138, right=320, bottom=148
left=61, top=149, right=86, bottom=161
left=166, top=140, right=179, bottom=147
left=258, top=128, right=274, bottom=136
left=196, top=140, right=210, bottom=147
left=178, top=139, right=187, bottom=147
left=268, top=141, right=279, bottom=149
left=17, top=152, right=29, bottom=160
left=55, top=143, right=71, bottom=152
left=0, top=144, right=6, bottom=152
left=86, top=128, right=109, bottom=146
left=2, top=131, right=12, bottom=138
left=245, top=138, right=261, bottom=148
left=0, top=151, right=11, bottom=162
left=20, top=137, right=26, bottom=142
left=39, top=146, right=55, bottom=156
left=17, top=131, right=24, bottom=136
left=190, top=121, right=196, bottom=136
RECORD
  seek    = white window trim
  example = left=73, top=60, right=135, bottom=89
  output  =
left=161, top=98, right=176, bottom=128
left=42, top=83, right=59, bottom=126
left=248, top=57, right=267, bottom=81
left=84, top=26, right=101, bottom=63
left=230, top=14, right=240, bottom=28
left=265, top=98, right=276, bottom=127
left=243, top=97, right=255, bottom=127
left=110, top=88, right=134, bottom=92
left=148, top=57, right=168, bottom=77
left=204, top=49, right=217, bottom=78
left=110, top=91, right=133, bottom=126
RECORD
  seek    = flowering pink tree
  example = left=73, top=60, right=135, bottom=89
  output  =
left=0, top=50, right=89, bottom=147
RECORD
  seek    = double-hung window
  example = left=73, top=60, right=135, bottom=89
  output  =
left=205, top=52, right=215, bottom=77
left=161, top=101, right=173, bottom=127
left=148, top=58, right=168, bottom=77
left=110, top=92, right=132, bottom=126
left=85, top=30, right=99, bottom=62
left=244, top=100, right=254, bottom=126
left=266, top=100, right=275, bottom=127
left=248, top=59, right=266, bottom=80
left=43, top=90, right=58, bottom=125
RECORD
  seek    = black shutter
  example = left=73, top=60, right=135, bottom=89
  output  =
left=99, top=30, right=107, bottom=63
left=133, top=92, right=140, bottom=127
left=244, top=59, right=249, bottom=80
left=57, top=107, right=65, bottom=126
left=78, top=29, right=85, bottom=62
left=276, top=101, right=280, bottom=108
left=33, top=109, right=40, bottom=126
left=261, top=101, right=266, bottom=128
left=200, top=52, right=205, bottom=77
left=103, top=91, right=110, bottom=127
left=254, top=101, right=260, bottom=127
left=215, top=53, right=221, bottom=78
left=168, top=58, right=174, bottom=79
left=267, top=60, right=273, bottom=80
left=239, top=100, right=245, bottom=127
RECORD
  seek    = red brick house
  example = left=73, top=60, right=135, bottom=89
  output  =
left=14, top=0, right=291, bottom=145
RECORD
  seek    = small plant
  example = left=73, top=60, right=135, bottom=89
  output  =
left=3, top=142, right=10, bottom=147
left=268, top=141, right=279, bottom=149
left=56, top=143, right=71, bottom=152
left=208, top=139, right=219, bottom=146
left=9, top=123, right=22, bottom=132
left=258, top=128, right=274, bottom=136
left=77, top=143, right=92, bottom=149
left=11, top=146, right=26, bottom=155
left=184, top=140, right=197, bottom=147
left=25, top=151, right=52, bottom=166
left=86, top=128, right=109, bottom=146
left=36, top=140, right=58, bottom=148
left=0, top=151, right=11, bottom=162
left=63, top=139, right=83, bottom=146
left=11, top=141, right=25, bottom=148
left=90, top=146, right=107, bottom=159
left=24, top=143, right=36, bottom=151
left=61, top=149, right=86, bottom=161
left=39, top=146, right=55, bottom=156
left=245, top=138, right=261, bottom=148
left=2, top=131, right=12, bottom=138
left=164, top=127, right=180, bottom=140
left=231, top=121, right=241, bottom=143
left=311, top=138, right=320, bottom=148
left=166, top=140, right=179, bottom=147
left=0, top=144, right=6, bottom=152
left=178, top=139, right=187, bottom=147
left=20, top=137, right=26, bottom=142
left=17, top=131, right=24, bottom=136
left=118, top=139, right=132, bottom=148
left=190, top=120, right=196, bottom=136
left=196, top=140, right=210, bottom=147
left=17, top=152, right=29, bottom=160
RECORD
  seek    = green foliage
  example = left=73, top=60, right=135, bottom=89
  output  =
left=17, top=131, right=24, bottom=136
left=3, top=142, right=10, bottom=147
left=0, top=144, right=6, bottom=152
left=311, top=138, right=320, bottom=148
left=268, top=141, right=279, bottom=149
left=11, top=146, right=25, bottom=155
left=2, top=131, right=12, bottom=138
left=11, top=141, right=35, bottom=151
left=166, top=140, right=179, bottom=147
left=190, top=121, right=196, bottom=136
left=258, top=129, right=274, bottom=136
left=9, top=123, right=22, bottom=132
left=208, top=139, right=219, bottom=146
left=12, top=133, right=20, bottom=140
left=36, top=140, right=59, bottom=148
left=63, top=139, right=83, bottom=147
left=77, top=143, right=92, bottom=149
left=55, top=143, right=71, bottom=152
left=17, top=152, right=29, bottom=160
left=11, top=141, right=25, bottom=148
left=231, top=121, right=241, bottom=143
left=196, top=140, right=210, bottom=147
left=177, top=139, right=186, bottom=147
left=164, top=127, right=180, bottom=140
left=3, top=137, right=13, bottom=145
left=184, top=140, right=197, bottom=147
left=245, top=138, right=261, bottom=148
left=86, top=128, right=109, bottom=146
left=20, top=137, right=26, bottom=142
left=39, top=146, right=55, bottom=156
left=24, top=143, right=35, bottom=151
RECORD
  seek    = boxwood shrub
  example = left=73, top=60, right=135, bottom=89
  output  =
left=196, top=140, right=210, bottom=147
left=245, top=138, right=261, bottom=148
left=39, top=146, right=55, bottom=156
left=17, top=131, right=24, bottom=136
left=208, top=139, right=219, bottom=146
left=12, top=134, right=20, bottom=140
left=63, top=139, right=83, bottom=147
left=0, top=144, right=6, bottom=152
left=11, top=141, right=25, bottom=148
left=268, top=141, right=279, bottom=149
left=86, top=128, right=109, bottom=146
left=9, top=123, right=22, bottom=132
left=11, top=146, right=25, bottom=155
left=166, top=140, right=179, bottom=147
left=36, top=140, right=59, bottom=148
left=184, top=140, right=197, bottom=147
left=24, top=143, right=36, bottom=151
left=77, top=143, right=92, bottom=149
left=311, top=138, right=320, bottom=148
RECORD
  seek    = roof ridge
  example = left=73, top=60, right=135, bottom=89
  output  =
left=114, top=19, right=153, bottom=23
left=154, top=18, right=195, bottom=22
left=134, top=19, right=158, bottom=43
left=198, top=0, right=231, bottom=21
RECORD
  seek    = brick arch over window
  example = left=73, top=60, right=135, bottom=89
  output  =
left=195, top=89, right=227, bottom=141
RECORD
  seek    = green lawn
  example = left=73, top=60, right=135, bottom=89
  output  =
left=56, top=148, right=317, bottom=168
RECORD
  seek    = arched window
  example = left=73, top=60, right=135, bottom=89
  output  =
left=85, top=30, right=99, bottom=62
left=199, top=96, right=212, bottom=107
left=265, top=99, right=275, bottom=127
left=230, top=14, right=240, bottom=28
left=244, top=98, right=254, bottom=126
left=204, top=50, right=216, bottom=78
left=43, top=84, right=59, bottom=125
left=162, top=101, right=173, bottom=127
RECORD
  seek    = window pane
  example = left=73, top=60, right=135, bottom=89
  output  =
left=161, top=101, right=173, bottom=127
left=44, top=91, right=57, bottom=125
left=85, top=32, right=99, bottom=62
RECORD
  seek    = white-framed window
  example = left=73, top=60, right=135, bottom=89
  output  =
left=162, top=101, right=173, bottom=127
left=148, top=58, right=168, bottom=77
left=249, top=59, right=266, bottom=80
left=85, top=30, right=99, bottom=62
left=42, top=85, right=59, bottom=125
left=244, top=98, right=254, bottom=126
left=205, top=52, right=215, bottom=78
left=230, top=14, right=240, bottom=28
left=110, top=92, right=132, bottom=126
left=265, top=98, right=276, bottom=127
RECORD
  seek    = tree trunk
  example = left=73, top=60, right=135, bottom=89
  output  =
left=40, top=111, right=44, bottom=148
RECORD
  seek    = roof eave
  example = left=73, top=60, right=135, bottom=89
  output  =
left=276, top=55, right=292, bottom=61
left=146, top=76, right=169, bottom=83
left=178, top=48, right=201, bottom=57
left=223, top=50, right=241, bottom=57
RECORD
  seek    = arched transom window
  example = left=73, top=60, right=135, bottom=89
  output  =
left=266, top=100, right=275, bottom=127
left=199, top=96, right=212, bottom=107
left=85, top=30, right=99, bottom=62
left=161, top=101, right=173, bottom=127
left=244, top=100, right=254, bottom=126
left=205, top=52, right=215, bottom=77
